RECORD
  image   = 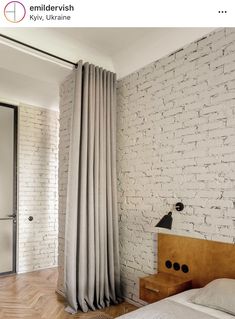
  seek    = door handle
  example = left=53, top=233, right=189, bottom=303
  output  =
left=0, top=214, right=16, bottom=221
left=7, top=214, right=16, bottom=218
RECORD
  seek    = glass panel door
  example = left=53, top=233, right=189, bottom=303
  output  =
left=0, top=105, right=16, bottom=274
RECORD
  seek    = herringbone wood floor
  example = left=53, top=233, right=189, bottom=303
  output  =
left=0, top=268, right=137, bottom=319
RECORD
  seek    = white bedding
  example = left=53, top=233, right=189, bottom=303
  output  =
left=117, top=289, right=235, bottom=319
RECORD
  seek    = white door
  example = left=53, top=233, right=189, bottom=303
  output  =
left=0, top=104, right=17, bottom=274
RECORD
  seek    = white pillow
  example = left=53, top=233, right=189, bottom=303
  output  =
left=191, top=278, right=235, bottom=315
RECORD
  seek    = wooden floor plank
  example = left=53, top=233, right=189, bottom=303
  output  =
left=0, top=268, right=137, bottom=319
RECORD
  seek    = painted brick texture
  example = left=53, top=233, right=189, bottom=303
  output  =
left=117, top=28, right=235, bottom=303
left=57, top=73, right=75, bottom=292
left=18, top=104, right=59, bottom=273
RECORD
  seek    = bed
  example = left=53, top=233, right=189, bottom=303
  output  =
left=117, top=288, right=235, bottom=319
left=117, top=234, right=235, bottom=319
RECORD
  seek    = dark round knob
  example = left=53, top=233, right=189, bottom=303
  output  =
left=173, top=262, right=180, bottom=271
left=175, top=202, right=184, bottom=211
left=165, top=260, right=172, bottom=269
left=181, top=264, right=189, bottom=273
left=28, top=216, right=33, bottom=221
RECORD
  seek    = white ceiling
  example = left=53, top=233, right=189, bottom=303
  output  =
left=56, top=28, right=156, bottom=55
left=0, top=27, right=216, bottom=110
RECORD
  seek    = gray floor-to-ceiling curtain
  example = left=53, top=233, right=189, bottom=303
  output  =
left=64, top=61, right=121, bottom=313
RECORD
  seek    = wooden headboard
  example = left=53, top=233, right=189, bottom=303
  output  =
left=158, top=233, right=235, bottom=288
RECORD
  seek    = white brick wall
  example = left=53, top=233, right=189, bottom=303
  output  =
left=117, top=28, right=235, bottom=303
left=57, top=73, right=75, bottom=292
left=18, top=104, right=59, bottom=273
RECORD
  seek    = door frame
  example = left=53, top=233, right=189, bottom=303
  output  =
left=0, top=103, right=18, bottom=275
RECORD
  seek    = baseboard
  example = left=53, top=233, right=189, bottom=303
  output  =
left=55, top=288, right=66, bottom=299
left=17, top=265, right=58, bottom=274
left=123, top=297, right=146, bottom=307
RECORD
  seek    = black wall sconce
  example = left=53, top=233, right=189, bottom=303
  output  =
left=155, top=202, right=184, bottom=230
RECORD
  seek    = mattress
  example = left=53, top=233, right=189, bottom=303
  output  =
left=117, top=289, right=235, bottom=319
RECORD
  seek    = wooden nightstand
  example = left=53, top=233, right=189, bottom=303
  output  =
left=140, top=272, right=192, bottom=303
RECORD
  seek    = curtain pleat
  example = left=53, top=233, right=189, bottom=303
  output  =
left=94, top=66, right=100, bottom=308
left=64, top=61, right=83, bottom=313
left=65, top=61, right=121, bottom=313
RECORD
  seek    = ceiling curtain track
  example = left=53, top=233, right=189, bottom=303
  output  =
left=0, top=33, right=78, bottom=68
